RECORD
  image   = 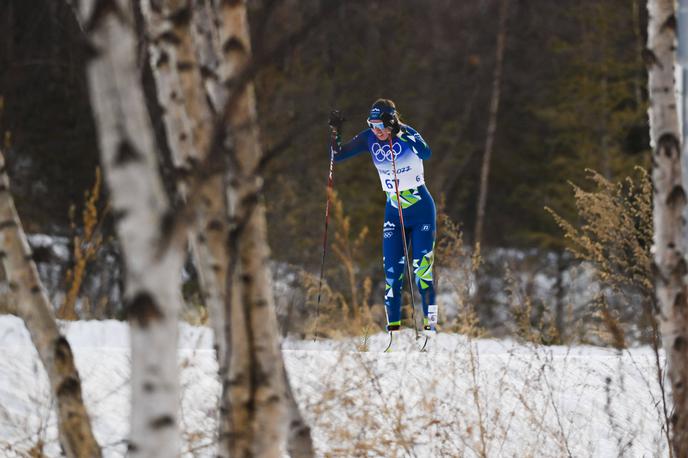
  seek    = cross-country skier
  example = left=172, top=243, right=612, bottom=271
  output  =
left=329, top=99, right=438, bottom=337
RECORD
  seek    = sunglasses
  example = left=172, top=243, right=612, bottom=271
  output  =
left=367, top=120, right=386, bottom=130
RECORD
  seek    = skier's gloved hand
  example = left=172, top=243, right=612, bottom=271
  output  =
left=395, top=125, right=410, bottom=140
left=328, top=110, right=343, bottom=153
left=380, top=112, right=400, bottom=136
left=328, top=110, right=345, bottom=132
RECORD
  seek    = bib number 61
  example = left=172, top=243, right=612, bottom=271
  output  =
left=385, top=178, right=400, bottom=190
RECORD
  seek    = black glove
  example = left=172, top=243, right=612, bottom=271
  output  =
left=328, top=110, right=345, bottom=132
left=380, top=112, right=400, bottom=136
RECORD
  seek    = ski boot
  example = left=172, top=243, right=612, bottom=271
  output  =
left=419, top=306, right=438, bottom=352
left=424, top=305, right=438, bottom=336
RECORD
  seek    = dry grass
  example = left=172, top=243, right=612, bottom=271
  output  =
left=546, top=167, right=653, bottom=345
left=545, top=166, right=671, bottom=450
left=0, top=320, right=671, bottom=458
left=305, top=194, right=490, bottom=343
left=180, top=302, right=210, bottom=326
left=0, top=167, right=670, bottom=457
left=0, top=365, right=54, bottom=458
left=504, top=263, right=560, bottom=346
left=434, top=198, right=485, bottom=338
left=283, top=333, right=668, bottom=457
left=304, top=191, right=383, bottom=340
left=58, top=167, right=108, bottom=320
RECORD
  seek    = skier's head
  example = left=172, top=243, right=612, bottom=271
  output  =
left=368, top=99, right=397, bottom=122
left=367, top=99, right=399, bottom=141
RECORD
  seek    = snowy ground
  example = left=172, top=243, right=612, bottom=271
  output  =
left=0, top=315, right=670, bottom=457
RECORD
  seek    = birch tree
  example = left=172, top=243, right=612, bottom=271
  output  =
left=211, top=1, right=295, bottom=455
left=647, top=0, right=688, bottom=455
left=189, top=0, right=224, bottom=110
left=140, top=0, right=229, bottom=366
left=75, top=1, right=186, bottom=456
left=0, top=149, right=101, bottom=458
left=140, top=1, right=313, bottom=454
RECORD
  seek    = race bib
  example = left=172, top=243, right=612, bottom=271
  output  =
left=370, top=140, right=425, bottom=192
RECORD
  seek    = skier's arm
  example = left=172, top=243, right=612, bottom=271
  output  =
left=333, top=130, right=369, bottom=163
left=399, top=125, right=431, bottom=159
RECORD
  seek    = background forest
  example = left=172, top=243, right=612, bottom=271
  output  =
left=0, top=0, right=651, bottom=342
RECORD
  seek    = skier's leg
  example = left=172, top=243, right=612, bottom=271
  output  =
left=411, top=207, right=436, bottom=328
left=383, top=215, right=405, bottom=329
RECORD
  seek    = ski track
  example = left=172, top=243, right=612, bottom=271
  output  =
left=0, top=316, right=669, bottom=457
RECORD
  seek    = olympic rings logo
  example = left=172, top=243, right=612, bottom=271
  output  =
left=372, top=142, right=402, bottom=162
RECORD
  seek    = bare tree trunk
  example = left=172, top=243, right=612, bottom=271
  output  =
left=141, top=1, right=313, bottom=454
left=190, top=0, right=224, bottom=110
left=141, top=0, right=229, bottom=369
left=0, top=149, right=101, bottom=458
left=0, top=273, right=14, bottom=315
left=75, top=1, right=185, bottom=456
left=647, top=0, right=688, bottom=456
left=212, top=1, right=304, bottom=457
left=474, top=0, right=509, bottom=247
left=140, top=0, right=198, bottom=170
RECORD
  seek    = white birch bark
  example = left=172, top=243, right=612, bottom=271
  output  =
left=647, top=0, right=688, bottom=455
left=213, top=1, right=294, bottom=456
left=140, top=0, right=197, bottom=175
left=75, top=1, right=185, bottom=456
left=190, top=0, right=224, bottom=110
left=141, top=0, right=229, bottom=368
left=0, top=150, right=101, bottom=458
left=139, top=1, right=312, bottom=454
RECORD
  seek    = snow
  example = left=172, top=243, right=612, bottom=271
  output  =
left=0, top=315, right=670, bottom=457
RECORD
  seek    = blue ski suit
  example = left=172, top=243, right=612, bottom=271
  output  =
left=334, top=125, right=436, bottom=327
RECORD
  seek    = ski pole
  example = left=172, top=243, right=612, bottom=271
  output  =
left=313, top=128, right=337, bottom=341
left=389, top=134, right=420, bottom=340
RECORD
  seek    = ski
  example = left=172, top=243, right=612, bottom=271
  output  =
left=417, top=334, right=429, bottom=352
left=416, top=334, right=430, bottom=353
left=382, top=330, right=432, bottom=352
left=383, top=332, right=393, bottom=352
